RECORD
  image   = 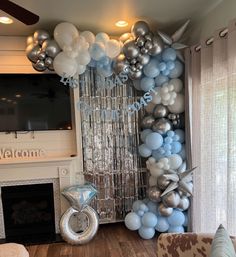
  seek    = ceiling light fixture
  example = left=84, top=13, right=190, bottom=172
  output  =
left=115, top=20, right=128, bottom=27
left=15, top=94, right=21, bottom=98
left=0, top=16, right=13, bottom=24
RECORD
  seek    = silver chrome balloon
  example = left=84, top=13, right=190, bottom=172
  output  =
left=158, top=203, right=173, bottom=217
left=157, top=174, right=171, bottom=190
left=177, top=196, right=190, bottom=211
left=140, top=47, right=148, bottom=54
left=128, top=70, right=142, bottom=80
left=123, top=40, right=140, bottom=59
left=113, top=59, right=129, bottom=74
left=144, top=40, right=153, bottom=50
left=148, top=35, right=164, bottom=56
left=60, top=206, right=99, bottom=245
left=45, top=57, right=53, bottom=68
left=136, top=36, right=145, bottom=47
left=152, top=118, right=172, bottom=135
left=153, top=105, right=169, bottom=118
left=33, top=29, right=50, bottom=45
left=131, top=21, right=150, bottom=38
left=162, top=191, right=180, bottom=208
left=148, top=186, right=161, bottom=202
left=42, top=39, right=61, bottom=58
left=38, top=51, right=46, bottom=60
left=33, top=60, right=46, bottom=72
left=26, top=44, right=41, bottom=63
left=141, top=115, right=155, bottom=129
left=137, top=54, right=150, bottom=66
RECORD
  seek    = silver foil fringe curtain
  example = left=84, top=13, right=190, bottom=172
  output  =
left=79, top=68, right=146, bottom=223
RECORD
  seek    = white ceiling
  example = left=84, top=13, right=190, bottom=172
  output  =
left=0, top=0, right=223, bottom=37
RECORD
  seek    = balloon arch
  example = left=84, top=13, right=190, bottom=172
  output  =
left=26, top=20, right=193, bottom=240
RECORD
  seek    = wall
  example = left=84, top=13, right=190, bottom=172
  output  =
left=189, top=0, right=236, bottom=44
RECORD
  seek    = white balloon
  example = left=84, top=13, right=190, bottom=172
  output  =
left=149, top=176, right=157, bottom=186
left=168, top=93, right=185, bottom=114
left=170, top=79, right=183, bottom=93
left=168, top=154, right=183, bottom=170
left=95, top=32, right=110, bottom=44
left=53, top=52, right=78, bottom=77
left=77, top=64, right=86, bottom=75
left=54, top=22, right=79, bottom=49
left=80, top=31, right=95, bottom=45
left=76, top=50, right=91, bottom=65
left=105, top=39, right=121, bottom=58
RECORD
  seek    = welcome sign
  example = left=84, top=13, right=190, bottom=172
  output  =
left=0, top=148, right=46, bottom=160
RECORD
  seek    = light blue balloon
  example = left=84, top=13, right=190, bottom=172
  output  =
left=100, top=56, right=110, bottom=66
left=179, top=145, right=186, bottom=160
left=159, top=147, right=165, bottom=155
left=165, top=150, right=171, bottom=156
left=89, top=42, right=105, bottom=61
left=164, top=136, right=173, bottom=144
left=147, top=201, right=158, bottom=214
left=155, top=216, right=169, bottom=232
left=155, top=75, right=169, bottom=86
left=167, top=130, right=175, bottom=138
left=162, top=48, right=177, bottom=62
left=166, top=60, right=175, bottom=70
left=140, top=77, right=155, bottom=91
left=145, top=132, right=163, bottom=150
left=183, top=212, right=188, bottom=227
left=125, top=212, right=142, bottom=230
left=141, top=129, right=153, bottom=142
left=138, top=210, right=145, bottom=217
left=88, top=58, right=97, bottom=67
left=168, top=226, right=184, bottom=233
left=138, top=144, right=152, bottom=157
left=158, top=62, right=167, bottom=71
left=132, top=200, right=144, bottom=212
left=171, top=141, right=182, bottom=154
left=169, top=61, right=183, bottom=78
left=152, top=150, right=165, bottom=161
left=162, top=69, right=170, bottom=76
left=167, top=210, right=185, bottom=226
left=140, top=203, right=149, bottom=212
left=164, top=143, right=171, bottom=151
left=141, top=212, right=158, bottom=227
left=175, top=129, right=185, bottom=143
left=138, top=226, right=155, bottom=239
left=143, top=59, right=160, bottom=78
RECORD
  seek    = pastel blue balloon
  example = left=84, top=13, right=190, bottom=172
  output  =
left=183, top=212, right=188, bottom=227
left=162, top=69, right=170, bottom=76
left=169, top=61, right=184, bottom=78
left=125, top=212, right=142, bottom=230
left=152, top=150, right=165, bottom=161
left=100, top=56, right=110, bottom=66
left=173, top=135, right=180, bottom=141
left=166, top=60, right=175, bottom=70
left=167, top=210, right=185, bottom=226
left=165, top=150, right=171, bottom=156
left=155, top=216, right=169, bottom=232
left=179, top=145, right=186, bottom=160
left=89, top=42, right=105, bottom=61
left=143, top=59, right=160, bottom=78
left=147, top=201, right=158, bottom=214
left=167, top=131, right=175, bottom=138
left=142, top=212, right=158, bottom=227
left=164, top=143, right=171, bottom=151
left=138, top=210, right=145, bottom=217
left=155, top=54, right=162, bottom=61
left=97, top=67, right=113, bottom=78
left=162, top=48, right=177, bottom=62
left=155, top=75, right=169, bottom=86
left=138, top=144, right=152, bottom=157
left=168, top=226, right=184, bottom=233
left=158, top=62, right=167, bottom=71
left=88, top=58, right=97, bottom=67
left=164, top=136, right=173, bottom=144
left=145, top=132, right=163, bottom=150
left=138, top=226, right=155, bottom=239
left=96, top=61, right=104, bottom=68
left=158, top=147, right=165, bottom=155
left=140, top=203, right=149, bottom=212
left=171, top=141, right=182, bottom=154
left=132, top=200, right=144, bottom=212
left=175, top=129, right=185, bottom=143
left=140, top=77, right=155, bottom=91
left=141, top=129, right=153, bottom=142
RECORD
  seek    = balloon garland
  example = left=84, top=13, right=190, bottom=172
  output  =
left=25, top=19, right=192, bottom=240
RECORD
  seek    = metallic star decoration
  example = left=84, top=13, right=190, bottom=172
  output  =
left=160, top=166, right=197, bottom=197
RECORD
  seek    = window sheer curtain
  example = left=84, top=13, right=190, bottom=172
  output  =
left=187, top=19, right=236, bottom=234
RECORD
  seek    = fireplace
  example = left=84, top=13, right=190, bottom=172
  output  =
left=1, top=183, right=57, bottom=244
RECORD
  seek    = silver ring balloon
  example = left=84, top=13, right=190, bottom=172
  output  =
left=60, top=205, right=99, bottom=245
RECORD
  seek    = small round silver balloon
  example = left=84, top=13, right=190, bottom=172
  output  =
left=177, top=196, right=190, bottom=211
left=131, top=21, right=150, bottom=38
left=45, top=57, right=53, bottom=68
left=33, top=60, right=47, bottom=72
left=152, top=118, right=172, bottom=135
left=26, top=44, right=41, bottom=63
left=148, top=35, right=164, bottom=56
left=42, top=39, right=61, bottom=58
left=148, top=186, right=161, bottom=202
left=141, top=47, right=148, bottom=54
left=130, top=65, right=137, bottom=72
left=33, top=30, right=50, bottom=45
left=157, top=175, right=171, bottom=190
left=137, top=54, right=150, bottom=66
left=153, top=104, right=169, bottom=118
left=38, top=51, right=46, bottom=61
left=136, top=36, right=146, bottom=47
left=144, top=40, right=153, bottom=50
left=128, top=70, right=142, bottom=80
left=141, top=115, right=155, bottom=129
left=145, top=33, right=153, bottom=41
left=113, top=59, right=129, bottom=74
left=135, top=62, right=143, bottom=71
left=123, top=40, right=140, bottom=59
left=130, top=58, right=137, bottom=65
left=158, top=203, right=173, bottom=217
left=162, top=191, right=181, bottom=208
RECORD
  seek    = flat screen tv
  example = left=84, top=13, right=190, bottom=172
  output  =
left=0, top=74, right=72, bottom=132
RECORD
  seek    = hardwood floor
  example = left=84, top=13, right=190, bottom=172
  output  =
left=26, top=223, right=157, bottom=257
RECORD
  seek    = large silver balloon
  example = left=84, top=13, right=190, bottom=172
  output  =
left=33, top=60, right=46, bottom=72
left=26, top=44, right=41, bottom=63
left=177, top=196, right=190, bottom=211
left=113, top=56, right=129, bottom=74
left=137, top=54, right=150, bottom=66
left=141, top=115, right=155, bottom=129
left=42, top=39, right=61, bottom=58
left=60, top=206, right=99, bottom=245
left=152, top=118, right=172, bottom=135
left=33, top=30, right=50, bottom=45
left=123, top=40, right=140, bottom=59
left=162, top=191, right=180, bottom=208
left=148, top=186, right=161, bottom=202
left=158, top=203, right=173, bottom=217
left=131, top=21, right=150, bottom=38
left=148, top=35, right=164, bottom=56
left=144, top=40, right=153, bottom=50
left=153, top=105, right=169, bottom=118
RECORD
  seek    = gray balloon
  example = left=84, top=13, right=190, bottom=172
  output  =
left=145, top=33, right=153, bottom=41
left=38, top=51, right=46, bottom=60
left=33, top=60, right=46, bottom=72
left=136, top=36, right=145, bottom=47
left=131, top=21, right=150, bottom=38
left=137, top=54, right=150, bottom=66
left=157, top=175, right=171, bottom=190
left=135, top=62, right=143, bottom=71
left=26, top=44, right=41, bottom=63
left=141, top=47, right=148, bottom=54
left=168, top=113, right=185, bottom=129
left=153, top=105, right=169, bottom=118
left=162, top=191, right=181, bottom=208
left=60, top=206, right=99, bottom=245
left=149, top=35, right=164, bottom=56
left=177, top=196, right=190, bottom=211
left=141, top=115, right=155, bottom=129
left=145, top=40, right=153, bottom=50
left=42, top=39, right=61, bottom=58
left=113, top=59, right=129, bottom=74
left=130, top=58, right=137, bottom=65
left=33, top=30, right=50, bottom=45
left=152, top=118, right=172, bottom=135
left=130, top=65, right=137, bottom=72
left=45, top=57, right=53, bottom=67
left=128, top=70, right=142, bottom=80
left=148, top=186, right=161, bottom=202
left=123, top=40, right=140, bottom=59
left=158, top=203, right=173, bottom=217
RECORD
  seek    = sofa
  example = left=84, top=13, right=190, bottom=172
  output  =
left=0, top=243, right=29, bottom=257
left=157, top=233, right=236, bottom=257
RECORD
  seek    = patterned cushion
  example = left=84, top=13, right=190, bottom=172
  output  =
left=157, top=233, right=236, bottom=257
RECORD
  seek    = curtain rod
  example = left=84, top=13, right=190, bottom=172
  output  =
left=195, top=28, right=228, bottom=51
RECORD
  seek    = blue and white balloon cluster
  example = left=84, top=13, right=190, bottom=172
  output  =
left=125, top=199, right=188, bottom=239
